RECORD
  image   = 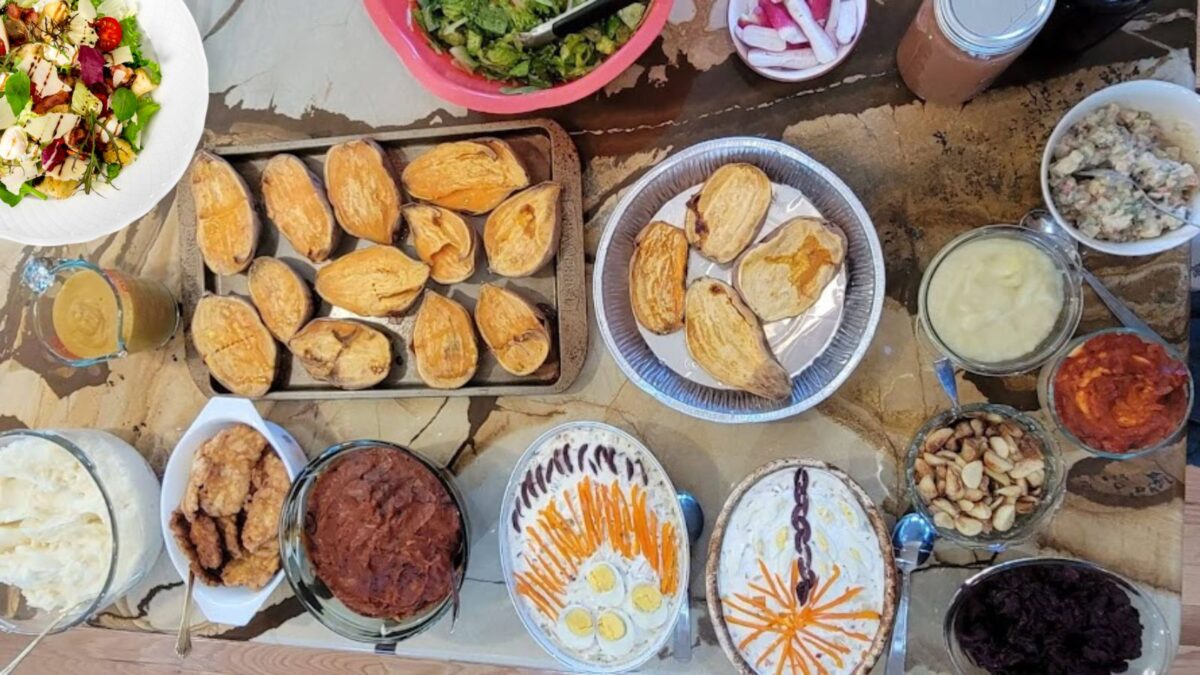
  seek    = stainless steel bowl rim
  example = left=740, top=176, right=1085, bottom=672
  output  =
left=593, top=136, right=886, bottom=423
left=496, top=421, right=689, bottom=673
left=278, top=438, right=470, bottom=644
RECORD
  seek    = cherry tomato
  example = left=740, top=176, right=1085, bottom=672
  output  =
left=93, top=16, right=123, bottom=52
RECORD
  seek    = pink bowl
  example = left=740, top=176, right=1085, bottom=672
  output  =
left=365, top=0, right=673, bottom=114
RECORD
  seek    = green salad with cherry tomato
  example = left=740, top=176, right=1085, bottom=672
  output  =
left=414, top=0, right=646, bottom=88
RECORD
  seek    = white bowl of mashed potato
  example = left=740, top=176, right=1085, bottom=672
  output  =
left=0, top=429, right=162, bottom=635
left=1041, top=80, right=1200, bottom=257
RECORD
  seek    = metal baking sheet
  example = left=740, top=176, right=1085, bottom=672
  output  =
left=593, top=137, right=885, bottom=423
left=179, top=119, right=587, bottom=400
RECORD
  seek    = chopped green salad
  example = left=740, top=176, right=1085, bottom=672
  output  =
left=0, top=0, right=162, bottom=206
left=414, top=0, right=646, bottom=88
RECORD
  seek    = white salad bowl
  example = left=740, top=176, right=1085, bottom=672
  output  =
left=159, top=396, right=307, bottom=627
left=727, top=0, right=866, bottom=83
left=1040, top=79, right=1200, bottom=257
left=0, top=0, right=208, bottom=245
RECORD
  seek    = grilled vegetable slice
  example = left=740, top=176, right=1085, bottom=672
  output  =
left=684, top=278, right=791, bottom=399
left=412, top=292, right=478, bottom=389
left=324, top=139, right=403, bottom=244
left=191, top=295, right=277, bottom=397
left=483, top=182, right=561, bottom=277
left=684, top=163, right=772, bottom=263
left=474, top=283, right=551, bottom=376
left=315, top=246, right=430, bottom=316
left=261, top=154, right=340, bottom=262
left=734, top=217, right=845, bottom=322
left=288, top=319, right=392, bottom=390
left=403, top=203, right=477, bottom=284
left=629, top=221, right=688, bottom=334
left=247, top=257, right=313, bottom=342
left=401, top=138, right=528, bottom=214
left=191, top=151, right=260, bottom=275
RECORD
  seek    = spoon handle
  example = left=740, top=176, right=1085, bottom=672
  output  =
left=1, top=611, right=67, bottom=675
left=175, top=572, right=195, bottom=657
left=933, top=357, right=959, bottom=412
left=884, top=569, right=912, bottom=675
left=672, top=592, right=692, bottom=662
left=1080, top=270, right=1160, bottom=340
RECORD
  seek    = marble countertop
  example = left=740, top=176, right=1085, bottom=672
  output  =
left=0, top=0, right=1194, bottom=671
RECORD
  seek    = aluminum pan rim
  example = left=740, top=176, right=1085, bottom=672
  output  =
left=593, top=137, right=886, bottom=423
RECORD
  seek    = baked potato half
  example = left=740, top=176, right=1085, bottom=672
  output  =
left=323, top=139, right=403, bottom=244
left=684, top=163, right=772, bottom=263
left=288, top=319, right=392, bottom=390
left=191, top=151, right=259, bottom=276
left=474, top=284, right=551, bottom=376
left=401, top=138, right=529, bottom=214
left=412, top=292, right=478, bottom=389
left=629, top=221, right=688, bottom=334
left=315, top=246, right=430, bottom=316
left=261, top=154, right=341, bottom=262
left=483, top=182, right=561, bottom=278
left=734, top=217, right=845, bottom=322
left=247, top=257, right=313, bottom=342
left=191, top=295, right=277, bottom=397
left=403, top=203, right=477, bottom=284
left=684, top=278, right=791, bottom=400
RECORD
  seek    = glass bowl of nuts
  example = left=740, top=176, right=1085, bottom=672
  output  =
left=905, top=403, right=1065, bottom=550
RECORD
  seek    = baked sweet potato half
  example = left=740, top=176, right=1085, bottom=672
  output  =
left=191, top=295, right=277, bottom=397
left=191, top=151, right=260, bottom=276
left=323, top=139, right=403, bottom=244
left=483, top=182, right=561, bottom=278
left=684, top=278, right=791, bottom=400
left=261, top=154, right=341, bottom=262
left=684, top=163, right=772, bottom=264
left=734, top=217, right=845, bottom=322
left=288, top=319, right=392, bottom=390
left=315, top=246, right=430, bottom=316
left=629, top=221, right=688, bottom=335
left=412, top=292, right=478, bottom=389
left=247, top=257, right=313, bottom=342
left=403, top=203, right=477, bottom=284
left=401, top=138, right=529, bottom=214
left=474, top=284, right=551, bottom=376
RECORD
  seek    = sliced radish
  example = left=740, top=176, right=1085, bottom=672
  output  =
left=808, top=0, right=832, bottom=25
left=783, top=0, right=838, bottom=63
left=738, top=25, right=788, bottom=52
left=759, top=0, right=804, bottom=45
left=835, top=0, right=857, bottom=44
left=747, top=47, right=820, bottom=70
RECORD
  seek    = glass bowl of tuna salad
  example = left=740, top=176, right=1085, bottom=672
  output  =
left=1041, top=80, right=1200, bottom=256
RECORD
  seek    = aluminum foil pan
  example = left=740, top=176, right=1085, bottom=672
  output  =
left=594, top=138, right=885, bottom=423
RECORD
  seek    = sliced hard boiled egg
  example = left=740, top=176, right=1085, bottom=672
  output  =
left=626, top=581, right=670, bottom=630
left=555, top=605, right=596, bottom=651
left=596, top=609, right=636, bottom=658
left=581, top=560, right=626, bottom=608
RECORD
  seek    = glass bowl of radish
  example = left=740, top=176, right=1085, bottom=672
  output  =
left=728, top=0, right=866, bottom=82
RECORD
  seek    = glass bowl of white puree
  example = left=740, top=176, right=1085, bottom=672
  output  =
left=918, top=225, right=1083, bottom=376
left=0, top=429, right=162, bottom=635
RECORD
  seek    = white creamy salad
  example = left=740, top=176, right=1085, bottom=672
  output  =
left=717, top=466, right=886, bottom=675
left=506, top=425, right=686, bottom=669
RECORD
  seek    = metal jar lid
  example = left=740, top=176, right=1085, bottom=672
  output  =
left=935, top=0, right=1056, bottom=57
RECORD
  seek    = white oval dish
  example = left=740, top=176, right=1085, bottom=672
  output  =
left=1040, top=80, right=1200, bottom=257
left=159, top=396, right=306, bottom=627
left=727, top=0, right=867, bottom=82
left=0, top=0, right=208, bottom=245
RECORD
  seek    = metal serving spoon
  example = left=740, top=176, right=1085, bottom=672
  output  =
left=884, top=514, right=937, bottom=675
left=672, top=491, right=705, bottom=662
left=1072, top=169, right=1199, bottom=229
left=175, top=572, right=195, bottom=657
left=1020, top=209, right=1162, bottom=341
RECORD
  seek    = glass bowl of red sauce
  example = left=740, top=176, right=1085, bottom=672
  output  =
left=1038, top=328, right=1193, bottom=459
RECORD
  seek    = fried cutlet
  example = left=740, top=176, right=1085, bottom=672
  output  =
left=220, top=545, right=279, bottom=590
left=168, top=510, right=223, bottom=585
left=241, top=451, right=289, bottom=553
left=197, top=424, right=268, bottom=517
left=217, top=514, right=244, bottom=560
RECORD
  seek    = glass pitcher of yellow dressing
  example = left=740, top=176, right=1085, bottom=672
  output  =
left=22, top=258, right=180, bottom=366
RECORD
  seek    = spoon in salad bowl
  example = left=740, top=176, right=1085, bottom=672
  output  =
left=1072, top=169, right=1200, bottom=229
